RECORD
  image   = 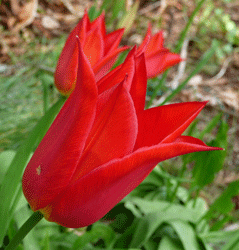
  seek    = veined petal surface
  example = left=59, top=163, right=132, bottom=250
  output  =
left=70, top=80, right=138, bottom=182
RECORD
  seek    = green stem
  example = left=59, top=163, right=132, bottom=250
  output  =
left=5, top=211, right=43, bottom=250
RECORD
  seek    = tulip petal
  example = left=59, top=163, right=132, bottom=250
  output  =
left=43, top=136, right=220, bottom=228
left=145, top=31, right=164, bottom=56
left=22, top=43, right=98, bottom=211
left=90, top=12, right=107, bottom=37
left=134, top=102, right=207, bottom=150
left=54, top=13, right=89, bottom=95
left=83, top=27, right=104, bottom=67
left=146, top=49, right=182, bottom=78
left=164, top=52, right=183, bottom=69
left=104, top=28, right=125, bottom=55
left=94, top=46, right=129, bottom=81
left=70, top=80, right=138, bottom=182
left=130, top=53, right=147, bottom=113
left=137, top=23, right=152, bottom=55
left=97, top=48, right=136, bottom=94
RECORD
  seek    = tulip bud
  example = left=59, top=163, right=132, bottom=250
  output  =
left=138, top=24, right=182, bottom=78
left=54, top=12, right=128, bottom=95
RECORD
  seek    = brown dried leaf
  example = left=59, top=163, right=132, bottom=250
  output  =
left=13, top=0, right=38, bottom=32
left=10, top=0, right=20, bottom=15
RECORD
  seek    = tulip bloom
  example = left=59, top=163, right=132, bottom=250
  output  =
left=23, top=42, right=221, bottom=228
left=54, top=11, right=128, bottom=95
left=54, top=13, right=182, bottom=95
left=138, top=24, right=182, bottom=78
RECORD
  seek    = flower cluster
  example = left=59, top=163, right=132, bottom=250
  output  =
left=54, top=12, right=181, bottom=95
left=22, top=12, right=221, bottom=228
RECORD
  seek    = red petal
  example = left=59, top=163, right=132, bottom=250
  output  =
left=104, top=28, right=125, bottom=55
left=84, top=11, right=91, bottom=32
left=164, top=52, right=182, bottom=69
left=94, top=46, right=129, bottom=81
left=145, top=48, right=168, bottom=78
left=145, top=31, right=164, bottom=57
left=22, top=43, right=98, bottom=211
left=70, top=80, right=138, bottom=182
left=89, top=12, right=106, bottom=37
left=97, top=47, right=136, bottom=94
left=137, top=23, right=152, bottom=55
left=145, top=49, right=182, bottom=78
left=83, top=27, right=104, bottom=67
left=134, top=102, right=207, bottom=150
left=43, top=136, right=220, bottom=228
left=130, top=53, right=147, bottom=113
left=54, top=14, right=88, bottom=95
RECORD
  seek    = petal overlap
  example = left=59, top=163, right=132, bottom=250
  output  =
left=138, top=24, right=182, bottom=78
left=134, top=102, right=207, bottom=150
left=23, top=42, right=98, bottom=211
left=41, top=136, right=219, bottom=228
left=54, top=12, right=128, bottom=95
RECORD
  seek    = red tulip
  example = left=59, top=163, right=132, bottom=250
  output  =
left=54, top=11, right=128, bottom=95
left=138, top=24, right=182, bottom=78
left=23, top=42, right=221, bottom=228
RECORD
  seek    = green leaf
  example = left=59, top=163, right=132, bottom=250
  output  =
left=112, top=0, right=126, bottom=20
left=187, top=197, right=208, bottom=218
left=204, top=181, right=239, bottom=220
left=125, top=198, right=204, bottom=248
left=0, top=96, right=65, bottom=246
left=88, top=6, right=100, bottom=21
left=114, top=220, right=138, bottom=248
left=100, top=0, right=113, bottom=12
left=117, top=0, right=139, bottom=35
left=221, top=230, right=239, bottom=250
left=201, top=229, right=239, bottom=245
left=198, top=113, right=223, bottom=140
left=127, top=198, right=202, bottom=222
left=142, top=167, right=164, bottom=186
left=0, top=150, right=16, bottom=185
left=72, top=222, right=115, bottom=250
left=158, top=236, right=183, bottom=250
left=192, top=119, right=228, bottom=188
left=168, top=220, right=201, bottom=250
left=129, top=214, right=164, bottom=248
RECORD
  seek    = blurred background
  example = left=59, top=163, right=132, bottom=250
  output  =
left=0, top=0, right=239, bottom=249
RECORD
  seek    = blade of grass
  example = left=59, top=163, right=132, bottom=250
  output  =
left=0, top=96, right=66, bottom=246
left=221, top=229, right=239, bottom=250
left=175, top=0, right=207, bottom=53
left=160, top=39, right=219, bottom=106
